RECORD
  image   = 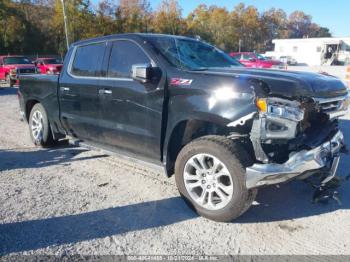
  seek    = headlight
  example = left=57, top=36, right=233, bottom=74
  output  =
left=10, top=68, right=17, bottom=75
left=256, top=97, right=304, bottom=122
left=340, top=92, right=350, bottom=111
left=47, top=69, right=54, bottom=74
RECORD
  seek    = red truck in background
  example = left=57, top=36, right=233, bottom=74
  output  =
left=229, top=52, right=282, bottom=69
left=0, top=55, right=36, bottom=87
left=34, top=57, right=63, bottom=75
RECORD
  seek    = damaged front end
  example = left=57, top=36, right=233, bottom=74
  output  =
left=229, top=94, right=349, bottom=189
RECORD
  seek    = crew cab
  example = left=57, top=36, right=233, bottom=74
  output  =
left=0, top=55, right=36, bottom=87
left=18, top=34, right=349, bottom=222
left=230, top=52, right=282, bottom=69
left=35, top=57, right=63, bottom=75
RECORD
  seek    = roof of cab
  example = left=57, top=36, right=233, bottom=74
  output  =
left=72, top=33, right=199, bottom=46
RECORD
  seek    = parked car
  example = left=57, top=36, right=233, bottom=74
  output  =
left=18, top=34, right=349, bottom=222
left=230, top=52, right=282, bottom=69
left=35, top=57, right=63, bottom=75
left=280, top=56, right=298, bottom=65
left=0, top=55, right=36, bottom=87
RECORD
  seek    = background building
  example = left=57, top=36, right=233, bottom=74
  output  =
left=265, top=37, right=350, bottom=66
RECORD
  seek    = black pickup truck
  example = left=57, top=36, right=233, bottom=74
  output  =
left=18, top=34, right=349, bottom=222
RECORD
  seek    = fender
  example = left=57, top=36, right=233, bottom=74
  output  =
left=162, top=86, right=257, bottom=166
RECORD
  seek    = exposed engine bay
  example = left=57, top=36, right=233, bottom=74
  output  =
left=228, top=93, right=350, bottom=191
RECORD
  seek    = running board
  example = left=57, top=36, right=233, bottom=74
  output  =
left=68, top=138, right=166, bottom=174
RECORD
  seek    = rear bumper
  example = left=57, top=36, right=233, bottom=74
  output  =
left=246, top=130, right=344, bottom=189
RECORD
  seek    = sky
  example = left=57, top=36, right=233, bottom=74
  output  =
left=145, top=0, right=350, bottom=37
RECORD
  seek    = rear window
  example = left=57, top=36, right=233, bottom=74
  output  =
left=71, top=42, right=105, bottom=77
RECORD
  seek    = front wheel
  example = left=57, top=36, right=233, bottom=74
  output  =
left=29, top=103, right=55, bottom=147
left=175, top=135, right=257, bottom=222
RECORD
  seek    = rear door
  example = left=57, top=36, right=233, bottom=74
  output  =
left=98, top=39, right=164, bottom=161
left=59, top=41, right=107, bottom=142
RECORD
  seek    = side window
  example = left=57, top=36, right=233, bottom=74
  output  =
left=107, top=40, right=150, bottom=78
left=71, top=42, right=105, bottom=77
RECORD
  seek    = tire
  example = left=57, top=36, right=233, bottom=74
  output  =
left=175, top=135, right=257, bottom=222
left=29, top=103, right=55, bottom=147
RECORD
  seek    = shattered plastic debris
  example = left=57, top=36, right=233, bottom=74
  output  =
left=312, top=176, right=342, bottom=205
left=305, top=173, right=345, bottom=205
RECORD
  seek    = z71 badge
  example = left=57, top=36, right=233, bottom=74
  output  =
left=170, top=78, right=193, bottom=86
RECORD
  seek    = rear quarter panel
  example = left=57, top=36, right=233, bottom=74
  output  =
left=19, top=74, right=62, bottom=133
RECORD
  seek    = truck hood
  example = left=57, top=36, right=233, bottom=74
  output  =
left=200, top=67, right=348, bottom=99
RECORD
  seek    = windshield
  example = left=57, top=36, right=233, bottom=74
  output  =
left=146, top=36, right=242, bottom=70
left=3, top=57, right=32, bottom=65
left=256, top=54, right=267, bottom=60
left=43, top=58, right=62, bottom=64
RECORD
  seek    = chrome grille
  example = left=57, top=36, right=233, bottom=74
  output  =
left=319, top=100, right=342, bottom=112
left=313, top=94, right=349, bottom=119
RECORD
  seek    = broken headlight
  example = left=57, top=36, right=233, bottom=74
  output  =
left=340, top=92, right=350, bottom=111
left=256, top=98, right=304, bottom=122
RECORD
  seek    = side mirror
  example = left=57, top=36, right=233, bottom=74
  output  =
left=131, top=64, right=152, bottom=83
left=249, top=58, right=256, bottom=62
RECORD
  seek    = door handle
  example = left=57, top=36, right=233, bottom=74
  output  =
left=99, top=89, right=112, bottom=95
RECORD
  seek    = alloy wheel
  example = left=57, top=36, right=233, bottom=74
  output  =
left=31, top=110, right=44, bottom=142
left=183, top=153, right=234, bottom=210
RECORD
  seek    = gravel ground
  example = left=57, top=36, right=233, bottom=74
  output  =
left=1, top=86, right=350, bottom=256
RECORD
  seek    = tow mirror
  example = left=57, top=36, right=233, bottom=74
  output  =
left=131, top=63, right=152, bottom=83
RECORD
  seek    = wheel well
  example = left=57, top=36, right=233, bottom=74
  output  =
left=165, top=119, right=227, bottom=177
left=25, top=100, right=40, bottom=121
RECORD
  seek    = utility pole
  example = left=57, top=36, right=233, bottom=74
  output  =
left=61, top=0, right=69, bottom=50
left=238, top=39, right=242, bottom=52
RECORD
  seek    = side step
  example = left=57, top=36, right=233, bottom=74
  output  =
left=68, top=138, right=165, bottom=174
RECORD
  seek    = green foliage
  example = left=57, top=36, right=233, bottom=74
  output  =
left=0, top=0, right=333, bottom=55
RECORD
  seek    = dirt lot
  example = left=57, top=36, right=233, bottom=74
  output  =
left=1, top=86, right=350, bottom=256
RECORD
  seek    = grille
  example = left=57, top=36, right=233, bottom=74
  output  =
left=318, top=100, right=342, bottom=112
left=313, top=95, right=349, bottom=120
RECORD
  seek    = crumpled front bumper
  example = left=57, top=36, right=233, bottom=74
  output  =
left=246, top=130, right=344, bottom=189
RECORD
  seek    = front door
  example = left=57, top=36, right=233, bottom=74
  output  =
left=59, top=41, right=107, bottom=142
left=98, top=40, right=164, bottom=162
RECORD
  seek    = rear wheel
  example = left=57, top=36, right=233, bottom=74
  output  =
left=29, top=103, right=55, bottom=147
left=175, top=135, right=257, bottom=222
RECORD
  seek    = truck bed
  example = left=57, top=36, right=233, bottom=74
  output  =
left=19, top=74, right=61, bottom=134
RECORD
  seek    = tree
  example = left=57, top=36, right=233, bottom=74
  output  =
left=0, top=1, right=333, bottom=55
left=287, top=11, right=313, bottom=38
left=114, top=0, right=151, bottom=33
left=151, top=0, right=185, bottom=35
left=94, top=0, right=119, bottom=36
left=231, top=3, right=262, bottom=52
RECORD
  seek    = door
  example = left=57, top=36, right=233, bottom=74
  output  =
left=59, top=41, right=107, bottom=142
left=98, top=40, right=164, bottom=161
